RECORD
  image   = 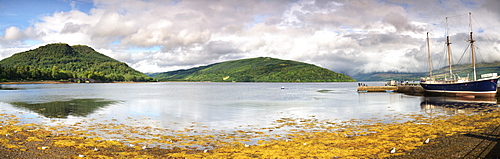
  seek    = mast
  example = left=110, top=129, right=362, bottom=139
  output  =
left=469, top=12, right=476, bottom=81
left=446, top=17, right=453, bottom=77
left=426, top=32, right=433, bottom=78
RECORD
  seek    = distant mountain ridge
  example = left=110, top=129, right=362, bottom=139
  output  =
left=353, top=62, right=500, bottom=81
left=150, top=57, right=356, bottom=82
left=0, top=43, right=152, bottom=82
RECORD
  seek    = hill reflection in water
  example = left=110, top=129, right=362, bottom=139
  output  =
left=10, top=98, right=118, bottom=118
left=0, top=85, right=23, bottom=90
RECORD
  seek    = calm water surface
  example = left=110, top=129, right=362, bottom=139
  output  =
left=0, top=82, right=495, bottom=131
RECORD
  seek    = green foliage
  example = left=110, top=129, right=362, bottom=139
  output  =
left=0, top=43, right=153, bottom=82
left=153, top=57, right=356, bottom=82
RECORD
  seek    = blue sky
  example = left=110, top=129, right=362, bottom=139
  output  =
left=0, top=0, right=93, bottom=34
left=1, top=0, right=500, bottom=74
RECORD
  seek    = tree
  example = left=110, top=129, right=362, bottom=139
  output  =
left=51, top=66, right=59, bottom=79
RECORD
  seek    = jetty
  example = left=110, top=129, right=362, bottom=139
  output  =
left=357, top=85, right=425, bottom=94
left=357, top=81, right=426, bottom=94
left=357, top=85, right=425, bottom=93
left=357, top=86, right=397, bottom=92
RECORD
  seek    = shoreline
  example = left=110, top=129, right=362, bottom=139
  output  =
left=0, top=81, right=150, bottom=85
left=0, top=81, right=74, bottom=84
left=0, top=81, right=357, bottom=84
left=1, top=108, right=500, bottom=158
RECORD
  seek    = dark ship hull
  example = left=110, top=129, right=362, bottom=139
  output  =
left=420, top=77, right=499, bottom=97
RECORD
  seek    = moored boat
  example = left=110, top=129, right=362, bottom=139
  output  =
left=420, top=75, right=498, bottom=97
left=420, top=13, right=499, bottom=98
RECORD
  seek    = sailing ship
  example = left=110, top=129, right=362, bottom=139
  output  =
left=420, top=13, right=499, bottom=98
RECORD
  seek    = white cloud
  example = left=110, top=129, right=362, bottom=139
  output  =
left=4, top=26, right=26, bottom=41
left=1, top=0, right=500, bottom=76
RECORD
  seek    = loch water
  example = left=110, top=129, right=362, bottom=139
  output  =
left=0, top=82, right=497, bottom=131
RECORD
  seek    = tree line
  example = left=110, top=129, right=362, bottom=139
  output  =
left=0, top=65, right=153, bottom=82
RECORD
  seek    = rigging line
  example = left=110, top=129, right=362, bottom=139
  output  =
left=435, top=42, right=448, bottom=70
left=428, top=18, right=445, bottom=33
left=428, top=13, right=468, bottom=33
left=471, top=14, right=495, bottom=43
left=475, top=47, right=486, bottom=63
left=471, top=14, right=500, bottom=59
left=445, top=13, right=467, bottom=25
left=474, top=42, right=494, bottom=62
left=457, top=43, right=470, bottom=64
left=447, top=14, right=466, bottom=18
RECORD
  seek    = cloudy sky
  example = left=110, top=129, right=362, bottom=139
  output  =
left=1, top=0, right=500, bottom=75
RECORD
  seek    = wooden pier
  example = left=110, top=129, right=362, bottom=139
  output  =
left=357, top=85, right=426, bottom=94
left=358, top=84, right=500, bottom=98
left=357, top=86, right=397, bottom=92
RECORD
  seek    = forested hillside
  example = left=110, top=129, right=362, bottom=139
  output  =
left=152, top=57, right=356, bottom=82
left=0, top=43, right=152, bottom=82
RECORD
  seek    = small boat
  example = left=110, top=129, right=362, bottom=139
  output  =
left=420, top=13, right=499, bottom=98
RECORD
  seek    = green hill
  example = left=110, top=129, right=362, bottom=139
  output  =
left=151, top=57, right=356, bottom=82
left=352, top=71, right=426, bottom=81
left=352, top=62, right=500, bottom=81
left=0, top=43, right=152, bottom=82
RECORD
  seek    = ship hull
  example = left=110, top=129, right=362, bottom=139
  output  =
left=420, top=77, right=499, bottom=98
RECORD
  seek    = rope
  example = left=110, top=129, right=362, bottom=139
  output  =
left=472, top=14, right=495, bottom=44
left=428, top=18, right=445, bottom=33
left=475, top=47, right=487, bottom=64
left=456, top=43, right=470, bottom=64
left=470, top=14, right=499, bottom=62
left=427, top=14, right=467, bottom=34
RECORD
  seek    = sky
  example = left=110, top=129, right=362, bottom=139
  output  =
left=1, top=0, right=500, bottom=75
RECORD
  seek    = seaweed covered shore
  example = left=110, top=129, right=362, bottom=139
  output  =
left=1, top=107, right=500, bottom=158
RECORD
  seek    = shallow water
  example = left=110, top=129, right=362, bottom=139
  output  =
left=0, top=82, right=496, bottom=131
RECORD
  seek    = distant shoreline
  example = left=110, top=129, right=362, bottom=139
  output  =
left=0, top=81, right=73, bottom=84
left=0, top=81, right=362, bottom=84
left=0, top=81, right=149, bottom=84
